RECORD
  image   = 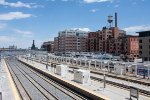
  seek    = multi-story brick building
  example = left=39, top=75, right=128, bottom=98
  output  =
left=88, top=32, right=99, bottom=52
left=41, top=41, right=54, bottom=53
left=55, top=29, right=88, bottom=52
left=54, top=37, right=59, bottom=51
left=51, top=12, right=139, bottom=61
left=107, top=36, right=126, bottom=55
left=88, top=27, right=126, bottom=55
left=79, top=36, right=88, bottom=52
left=87, top=13, right=137, bottom=58
left=125, top=35, right=139, bottom=61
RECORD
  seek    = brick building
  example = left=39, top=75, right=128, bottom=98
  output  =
left=79, top=36, right=88, bottom=52
left=88, top=27, right=126, bottom=55
left=54, top=37, right=59, bottom=51
left=54, top=29, right=88, bottom=52
left=41, top=41, right=54, bottom=53
left=86, top=13, right=141, bottom=61
left=51, top=12, right=139, bottom=61
left=88, top=32, right=99, bottom=52
left=125, top=35, right=139, bottom=61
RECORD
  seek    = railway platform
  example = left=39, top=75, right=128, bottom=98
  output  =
left=19, top=57, right=150, bottom=100
left=0, top=59, right=20, bottom=100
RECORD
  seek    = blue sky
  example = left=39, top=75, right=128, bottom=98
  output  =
left=0, top=0, right=150, bottom=48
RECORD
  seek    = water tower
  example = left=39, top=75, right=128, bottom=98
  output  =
left=107, top=15, right=113, bottom=28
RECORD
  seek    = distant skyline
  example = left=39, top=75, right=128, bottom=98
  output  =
left=0, top=0, right=150, bottom=48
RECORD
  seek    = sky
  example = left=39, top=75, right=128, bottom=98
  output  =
left=0, top=0, right=150, bottom=49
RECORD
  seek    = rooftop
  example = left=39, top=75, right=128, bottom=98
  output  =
left=136, top=30, right=150, bottom=33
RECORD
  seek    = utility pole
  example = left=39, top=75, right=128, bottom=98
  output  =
left=102, top=53, right=106, bottom=88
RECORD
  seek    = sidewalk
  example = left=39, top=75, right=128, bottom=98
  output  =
left=0, top=59, right=19, bottom=100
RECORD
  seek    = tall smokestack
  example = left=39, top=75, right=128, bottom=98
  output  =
left=115, top=12, right=118, bottom=27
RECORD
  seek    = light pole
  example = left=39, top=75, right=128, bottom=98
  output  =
left=101, top=54, right=106, bottom=89
left=103, top=68, right=106, bottom=88
left=30, top=50, right=32, bottom=63
left=46, top=47, right=48, bottom=69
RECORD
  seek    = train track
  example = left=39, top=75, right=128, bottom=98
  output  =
left=21, top=57, right=150, bottom=97
left=67, top=70, right=150, bottom=97
left=5, top=57, right=89, bottom=100
left=90, top=76, right=150, bottom=97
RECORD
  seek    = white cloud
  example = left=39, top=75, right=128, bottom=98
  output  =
left=123, top=25, right=150, bottom=34
left=90, top=9, right=97, bottom=13
left=47, top=0, right=114, bottom=3
left=14, top=29, right=33, bottom=38
left=72, top=28, right=91, bottom=32
left=0, top=0, right=42, bottom=8
left=0, top=12, right=32, bottom=21
left=83, top=0, right=112, bottom=3
left=32, top=5, right=44, bottom=8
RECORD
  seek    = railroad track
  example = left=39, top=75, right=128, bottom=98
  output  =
left=27, top=57, right=150, bottom=86
left=67, top=70, right=150, bottom=97
left=90, top=76, right=150, bottom=97
left=21, top=57, right=150, bottom=97
left=5, top=57, right=89, bottom=100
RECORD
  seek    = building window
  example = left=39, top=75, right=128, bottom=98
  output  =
left=139, top=45, right=142, bottom=49
left=139, top=51, right=142, bottom=54
left=134, top=55, right=136, bottom=57
left=144, top=57, right=148, bottom=61
left=139, top=39, right=142, bottom=43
